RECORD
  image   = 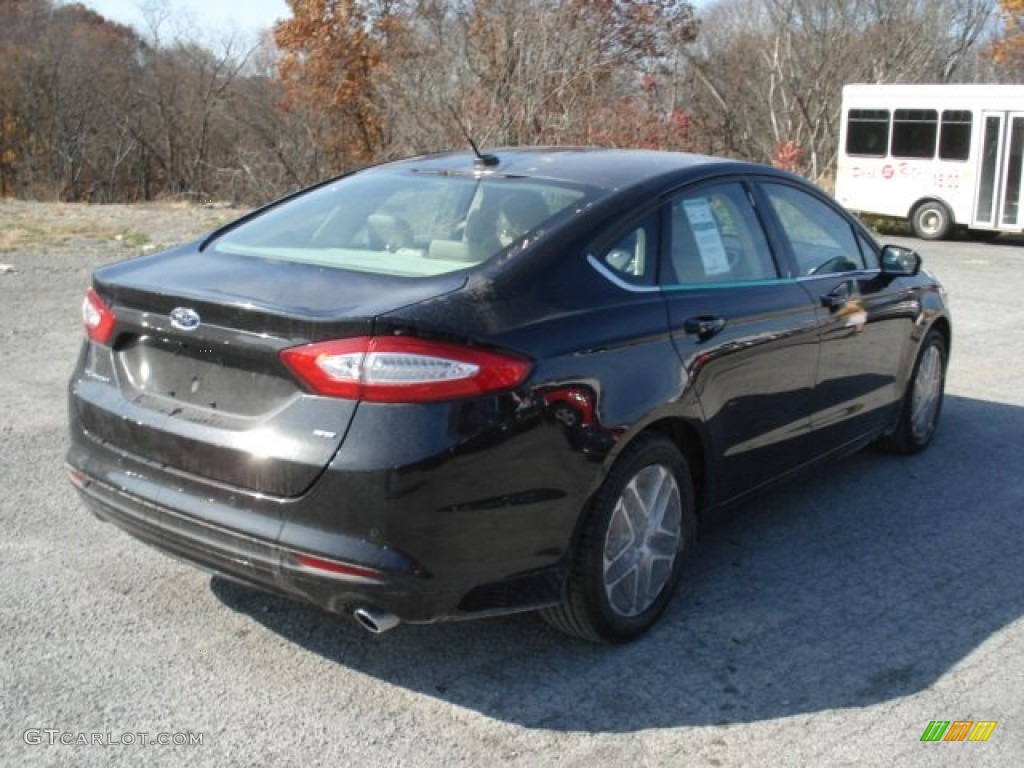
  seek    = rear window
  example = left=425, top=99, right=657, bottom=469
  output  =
left=209, top=170, right=595, bottom=277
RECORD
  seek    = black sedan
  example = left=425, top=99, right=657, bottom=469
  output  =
left=67, top=148, right=950, bottom=643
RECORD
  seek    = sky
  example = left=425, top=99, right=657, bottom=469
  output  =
left=79, top=1, right=710, bottom=39
left=76, top=0, right=292, bottom=38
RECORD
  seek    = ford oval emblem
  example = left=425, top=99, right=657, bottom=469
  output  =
left=169, top=307, right=201, bottom=331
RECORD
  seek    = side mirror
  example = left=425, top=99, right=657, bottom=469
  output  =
left=880, top=244, right=922, bottom=277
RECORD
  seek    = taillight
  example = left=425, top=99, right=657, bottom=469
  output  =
left=82, top=287, right=116, bottom=345
left=293, top=554, right=384, bottom=584
left=66, top=465, right=89, bottom=488
left=279, top=336, right=531, bottom=403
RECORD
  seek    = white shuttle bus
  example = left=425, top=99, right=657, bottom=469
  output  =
left=835, top=83, right=1024, bottom=240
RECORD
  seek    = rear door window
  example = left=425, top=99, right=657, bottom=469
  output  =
left=661, top=182, right=779, bottom=286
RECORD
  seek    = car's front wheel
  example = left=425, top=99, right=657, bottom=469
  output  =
left=877, top=329, right=947, bottom=454
left=542, top=434, right=697, bottom=643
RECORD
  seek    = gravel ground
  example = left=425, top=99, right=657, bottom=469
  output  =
left=1, top=201, right=1022, bottom=767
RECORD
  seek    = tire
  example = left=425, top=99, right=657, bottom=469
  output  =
left=911, top=201, right=953, bottom=241
left=876, top=329, right=947, bottom=455
left=542, top=434, right=697, bottom=643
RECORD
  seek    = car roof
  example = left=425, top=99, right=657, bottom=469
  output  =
left=379, top=147, right=747, bottom=190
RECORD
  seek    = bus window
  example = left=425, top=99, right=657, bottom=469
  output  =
left=976, top=116, right=1002, bottom=223
left=891, top=109, right=938, bottom=159
left=939, top=111, right=972, bottom=161
left=846, top=109, right=889, bottom=157
left=1003, top=118, right=1024, bottom=225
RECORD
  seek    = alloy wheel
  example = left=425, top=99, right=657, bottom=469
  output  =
left=910, top=343, right=944, bottom=441
left=602, top=464, right=683, bottom=617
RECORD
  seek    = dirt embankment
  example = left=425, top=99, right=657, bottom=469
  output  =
left=0, top=200, right=251, bottom=263
left=0, top=201, right=253, bottom=440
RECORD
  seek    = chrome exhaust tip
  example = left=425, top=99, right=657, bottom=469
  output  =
left=353, top=606, right=400, bottom=634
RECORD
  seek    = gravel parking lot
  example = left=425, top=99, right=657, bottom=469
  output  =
left=1, top=201, right=1022, bottom=767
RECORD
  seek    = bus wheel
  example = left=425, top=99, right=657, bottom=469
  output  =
left=911, top=201, right=952, bottom=241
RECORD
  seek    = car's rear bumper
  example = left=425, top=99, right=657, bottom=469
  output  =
left=69, top=468, right=566, bottom=623
left=66, top=434, right=567, bottom=625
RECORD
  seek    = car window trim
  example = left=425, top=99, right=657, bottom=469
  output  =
left=792, top=269, right=880, bottom=284
left=660, top=277, right=799, bottom=292
left=586, top=254, right=661, bottom=293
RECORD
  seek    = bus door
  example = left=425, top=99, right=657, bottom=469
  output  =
left=974, top=112, right=1024, bottom=230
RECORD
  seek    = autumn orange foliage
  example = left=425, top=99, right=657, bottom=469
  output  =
left=273, top=0, right=698, bottom=167
left=771, top=141, right=803, bottom=173
left=991, top=0, right=1024, bottom=73
left=273, top=1, right=398, bottom=171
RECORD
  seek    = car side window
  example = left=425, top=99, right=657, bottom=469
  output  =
left=595, top=214, right=657, bottom=284
left=761, top=182, right=868, bottom=276
left=662, top=182, right=779, bottom=286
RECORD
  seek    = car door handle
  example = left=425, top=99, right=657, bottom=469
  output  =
left=683, top=315, right=727, bottom=340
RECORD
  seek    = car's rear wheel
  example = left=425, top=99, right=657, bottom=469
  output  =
left=877, top=329, right=947, bottom=455
left=542, top=434, right=697, bottom=643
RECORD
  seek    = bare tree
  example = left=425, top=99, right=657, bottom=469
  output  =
left=680, top=0, right=997, bottom=182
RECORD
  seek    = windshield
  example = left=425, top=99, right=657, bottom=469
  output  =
left=209, top=170, right=597, bottom=277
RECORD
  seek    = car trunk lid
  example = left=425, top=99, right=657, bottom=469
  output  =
left=72, top=246, right=465, bottom=497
